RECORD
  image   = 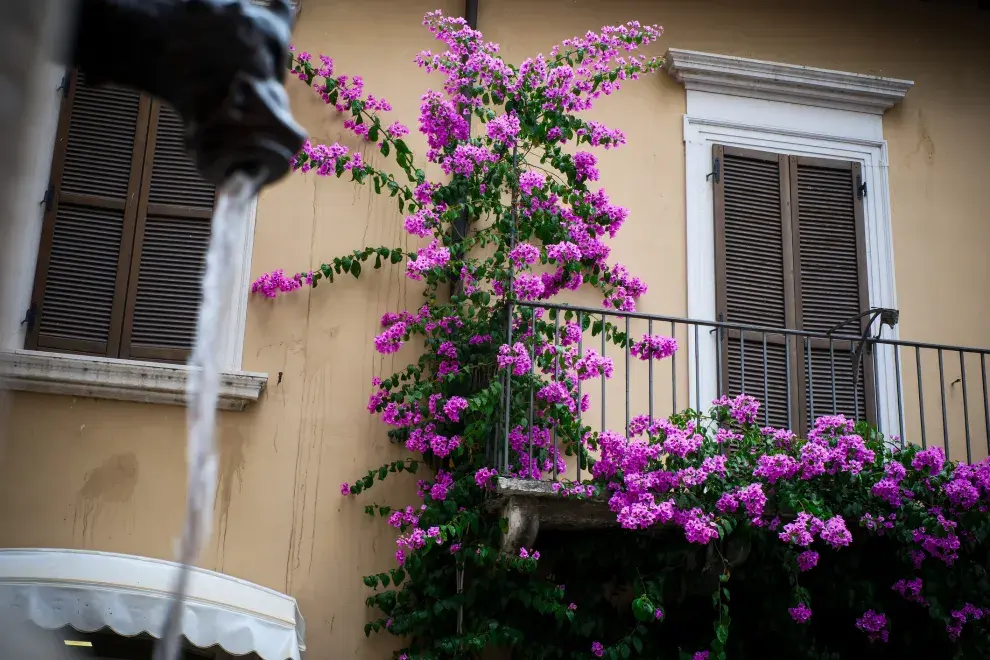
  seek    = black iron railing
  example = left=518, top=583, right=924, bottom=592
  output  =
left=493, top=301, right=990, bottom=481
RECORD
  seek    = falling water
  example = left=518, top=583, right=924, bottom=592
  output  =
left=154, top=170, right=265, bottom=660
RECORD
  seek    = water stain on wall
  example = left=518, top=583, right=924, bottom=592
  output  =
left=214, top=426, right=248, bottom=571
left=73, top=452, right=139, bottom=545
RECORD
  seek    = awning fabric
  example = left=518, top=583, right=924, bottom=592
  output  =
left=0, top=548, right=305, bottom=660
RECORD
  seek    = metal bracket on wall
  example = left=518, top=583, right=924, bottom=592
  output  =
left=856, top=174, right=867, bottom=199
left=706, top=157, right=721, bottom=183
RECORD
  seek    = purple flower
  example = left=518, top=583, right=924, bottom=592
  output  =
left=591, top=641, right=604, bottom=657
left=872, top=478, right=904, bottom=507
left=518, top=170, right=546, bottom=196
left=443, top=396, right=469, bottom=422
left=911, top=447, right=945, bottom=475
left=508, top=243, right=541, bottom=268
left=573, top=151, right=600, bottom=182
left=797, top=550, right=819, bottom=572
left=575, top=349, right=614, bottom=380
left=629, top=334, right=678, bottom=361
left=406, top=239, right=451, bottom=280
left=821, top=515, right=852, bottom=549
left=487, top=112, right=521, bottom=144
left=789, top=602, right=812, bottom=624
left=713, top=393, right=760, bottom=424
left=947, top=603, right=985, bottom=640
left=856, top=610, right=889, bottom=643
left=692, top=653, right=710, bottom=660
left=892, top=578, right=925, bottom=605
left=682, top=508, right=720, bottom=544
left=251, top=269, right=302, bottom=298
left=946, top=478, right=980, bottom=509
left=340, top=483, right=350, bottom=496
left=546, top=241, right=582, bottom=263
left=737, top=483, right=767, bottom=518
left=497, top=343, right=532, bottom=376
left=779, top=512, right=824, bottom=547
left=716, top=492, right=739, bottom=513
left=754, top=453, right=799, bottom=484
left=374, top=321, right=407, bottom=355
left=429, top=471, right=454, bottom=501
left=474, top=467, right=498, bottom=489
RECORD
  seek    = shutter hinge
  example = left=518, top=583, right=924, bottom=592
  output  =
left=22, top=303, right=37, bottom=331
left=856, top=175, right=867, bottom=200
left=43, top=184, right=55, bottom=211
left=57, top=73, right=71, bottom=98
left=706, top=157, right=721, bottom=184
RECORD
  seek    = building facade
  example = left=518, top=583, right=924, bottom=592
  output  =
left=1, top=0, right=989, bottom=657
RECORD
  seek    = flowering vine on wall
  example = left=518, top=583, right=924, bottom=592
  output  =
left=254, top=10, right=990, bottom=659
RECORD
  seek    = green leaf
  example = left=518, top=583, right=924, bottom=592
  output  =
left=380, top=142, right=390, bottom=157
left=390, top=249, right=403, bottom=264
left=351, top=261, right=362, bottom=278
left=368, top=126, right=380, bottom=142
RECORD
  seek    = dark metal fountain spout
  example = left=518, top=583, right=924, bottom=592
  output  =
left=72, top=0, right=306, bottom=187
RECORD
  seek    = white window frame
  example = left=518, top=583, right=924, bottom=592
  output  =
left=665, top=49, right=913, bottom=437
left=0, top=64, right=265, bottom=408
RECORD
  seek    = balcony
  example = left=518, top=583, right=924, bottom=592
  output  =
left=488, top=301, right=990, bottom=549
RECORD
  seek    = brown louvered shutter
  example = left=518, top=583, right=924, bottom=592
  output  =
left=27, top=71, right=151, bottom=356
left=789, top=156, right=876, bottom=429
left=714, top=145, right=798, bottom=429
left=119, top=101, right=216, bottom=362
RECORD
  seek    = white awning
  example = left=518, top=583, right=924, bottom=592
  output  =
left=0, top=548, right=305, bottom=660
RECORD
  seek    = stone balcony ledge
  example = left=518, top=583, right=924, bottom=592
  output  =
left=489, top=477, right=616, bottom=552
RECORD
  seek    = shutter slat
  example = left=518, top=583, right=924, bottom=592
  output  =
left=805, top=346, right=868, bottom=421
left=148, top=105, right=216, bottom=209
left=38, top=204, right=124, bottom=346
left=721, top=152, right=787, bottom=328
left=728, top=339, right=791, bottom=429
left=128, top=214, right=209, bottom=352
left=793, top=159, right=870, bottom=425
left=717, top=148, right=794, bottom=426
left=794, top=163, right=863, bottom=333
left=61, top=74, right=141, bottom=200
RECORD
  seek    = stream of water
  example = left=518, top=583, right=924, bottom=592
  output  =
left=154, top=170, right=264, bottom=660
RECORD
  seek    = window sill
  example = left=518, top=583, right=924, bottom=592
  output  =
left=0, top=350, right=267, bottom=411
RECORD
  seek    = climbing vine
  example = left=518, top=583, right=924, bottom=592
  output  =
left=255, top=10, right=990, bottom=659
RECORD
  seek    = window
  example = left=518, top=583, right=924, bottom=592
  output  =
left=26, top=71, right=215, bottom=364
left=713, top=144, right=876, bottom=435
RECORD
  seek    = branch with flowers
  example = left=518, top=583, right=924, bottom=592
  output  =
left=254, top=9, right=990, bottom=659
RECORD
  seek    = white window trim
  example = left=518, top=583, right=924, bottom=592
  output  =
left=666, top=49, right=913, bottom=437
left=0, top=63, right=264, bottom=409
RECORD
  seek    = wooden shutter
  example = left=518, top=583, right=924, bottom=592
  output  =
left=789, top=156, right=876, bottom=428
left=27, top=71, right=151, bottom=356
left=119, top=101, right=216, bottom=362
left=714, top=145, right=799, bottom=429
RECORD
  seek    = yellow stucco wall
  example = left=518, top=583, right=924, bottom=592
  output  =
left=1, top=1, right=988, bottom=658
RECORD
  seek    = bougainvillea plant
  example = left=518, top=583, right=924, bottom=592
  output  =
left=255, top=10, right=990, bottom=659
